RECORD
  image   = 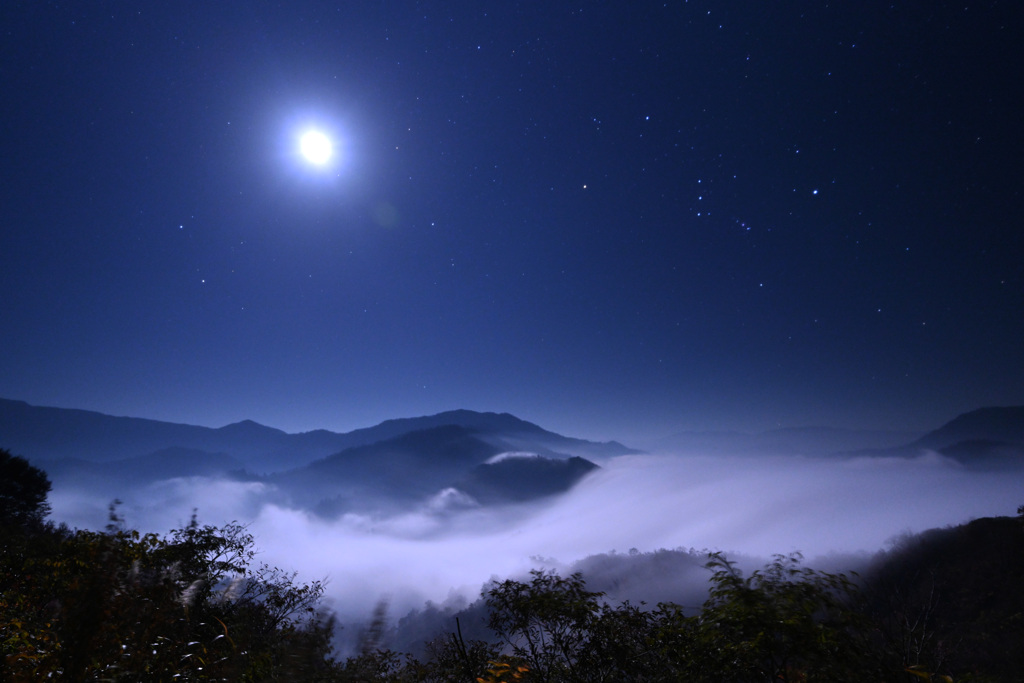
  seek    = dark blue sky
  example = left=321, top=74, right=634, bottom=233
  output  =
left=2, top=1, right=1021, bottom=441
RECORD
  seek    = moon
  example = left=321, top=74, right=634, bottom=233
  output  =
left=299, top=130, right=333, bottom=165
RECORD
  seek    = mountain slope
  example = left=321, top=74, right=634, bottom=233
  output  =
left=0, top=398, right=315, bottom=471
left=910, top=406, right=1024, bottom=450
left=43, top=448, right=247, bottom=498
left=848, top=406, right=1024, bottom=468
left=275, top=425, right=502, bottom=503
left=456, top=454, right=600, bottom=503
left=0, top=399, right=636, bottom=475
left=272, top=425, right=602, bottom=513
left=327, top=409, right=635, bottom=461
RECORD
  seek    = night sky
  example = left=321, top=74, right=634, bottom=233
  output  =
left=2, top=2, right=1021, bottom=441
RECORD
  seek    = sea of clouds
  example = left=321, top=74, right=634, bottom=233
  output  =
left=49, top=450, right=1022, bottom=637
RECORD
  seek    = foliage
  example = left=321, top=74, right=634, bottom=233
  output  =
left=0, top=508, right=336, bottom=681
left=0, top=449, right=51, bottom=528
left=485, top=570, right=602, bottom=683
left=476, top=660, right=529, bottom=682
left=474, top=555, right=881, bottom=683
left=415, top=618, right=502, bottom=683
left=687, top=552, right=872, bottom=682
left=861, top=514, right=1024, bottom=681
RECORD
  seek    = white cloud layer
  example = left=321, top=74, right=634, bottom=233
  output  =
left=49, top=451, right=1021, bottom=624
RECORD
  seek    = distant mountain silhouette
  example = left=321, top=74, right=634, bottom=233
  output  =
left=0, top=398, right=618, bottom=511
left=0, top=399, right=634, bottom=474
left=0, top=398, right=325, bottom=471
left=652, top=425, right=919, bottom=457
left=846, top=406, right=1024, bottom=468
left=43, top=448, right=246, bottom=497
left=328, top=409, right=634, bottom=461
left=272, top=425, right=602, bottom=514
left=651, top=407, right=1024, bottom=468
left=910, top=406, right=1024, bottom=450
left=274, top=425, right=503, bottom=507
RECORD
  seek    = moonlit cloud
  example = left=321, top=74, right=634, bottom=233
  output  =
left=47, top=450, right=1020, bottom=628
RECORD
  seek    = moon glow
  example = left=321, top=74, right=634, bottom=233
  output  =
left=299, top=130, right=333, bottom=165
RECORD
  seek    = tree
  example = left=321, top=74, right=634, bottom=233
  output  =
left=0, top=448, right=51, bottom=528
left=0, top=513, right=338, bottom=681
left=419, top=620, right=502, bottom=683
left=485, top=570, right=603, bottom=683
left=861, top=514, right=1024, bottom=680
left=689, top=552, right=872, bottom=683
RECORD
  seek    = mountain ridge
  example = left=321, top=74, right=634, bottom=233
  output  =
left=651, top=425, right=921, bottom=457
left=5, top=398, right=1023, bottom=478
left=842, top=406, right=1024, bottom=468
left=910, top=406, right=1024, bottom=450
left=0, top=399, right=625, bottom=513
left=0, top=398, right=636, bottom=473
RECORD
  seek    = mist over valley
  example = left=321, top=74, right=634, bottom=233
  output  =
left=4, top=398, right=1022, bottom=656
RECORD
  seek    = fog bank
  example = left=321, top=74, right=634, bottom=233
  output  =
left=49, top=451, right=1021, bottom=625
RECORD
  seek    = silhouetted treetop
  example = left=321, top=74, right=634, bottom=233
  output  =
left=0, top=447, right=51, bottom=528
